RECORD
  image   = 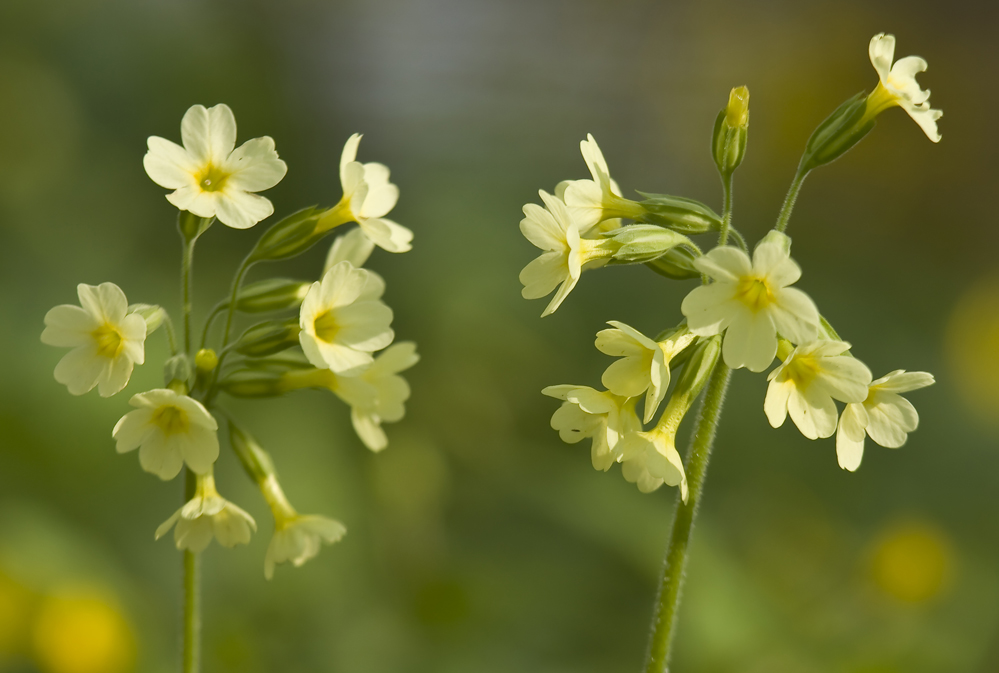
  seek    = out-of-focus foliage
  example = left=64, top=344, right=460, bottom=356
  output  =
left=1, top=0, right=997, bottom=671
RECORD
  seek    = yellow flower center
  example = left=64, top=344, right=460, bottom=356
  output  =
left=92, top=323, right=124, bottom=358
left=194, top=163, right=231, bottom=193
left=151, top=405, right=190, bottom=436
left=313, top=310, right=340, bottom=343
left=864, top=82, right=900, bottom=118
left=783, top=355, right=823, bottom=389
left=734, top=276, right=774, bottom=312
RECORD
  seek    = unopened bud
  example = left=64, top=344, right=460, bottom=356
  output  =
left=218, top=370, right=287, bottom=398
left=713, top=86, right=750, bottom=177
left=195, top=348, right=218, bottom=373
left=759, top=229, right=792, bottom=253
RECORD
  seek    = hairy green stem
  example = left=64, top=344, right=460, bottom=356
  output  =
left=643, top=362, right=732, bottom=673
left=775, top=168, right=808, bottom=234
left=182, top=469, right=200, bottom=673
left=717, top=173, right=734, bottom=246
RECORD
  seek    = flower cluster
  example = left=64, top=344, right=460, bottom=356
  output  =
left=43, top=103, right=417, bottom=579
left=522, top=34, right=938, bottom=501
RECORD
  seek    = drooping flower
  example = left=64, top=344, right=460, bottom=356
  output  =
left=155, top=470, right=256, bottom=552
left=41, top=283, right=147, bottom=397
left=765, top=340, right=872, bottom=440
left=317, top=134, right=413, bottom=252
left=562, top=134, right=643, bottom=231
left=260, top=475, right=346, bottom=580
left=681, top=234, right=819, bottom=372
left=836, top=369, right=935, bottom=471
left=864, top=33, right=942, bottom=142
left=595, top=322, right=696, bottom=423
left=542, top=385, right=640, bottom=472
left=112, top=388, right=220, bottom=480
left=298, top=261, right=394, bottom=373
left=143, top=104, right=287, bottom=229
left=519, top=190, right=617, bottom=317
left=324, top=227, right=377, bottom=274
left=616, top=427, right=688, bottom=500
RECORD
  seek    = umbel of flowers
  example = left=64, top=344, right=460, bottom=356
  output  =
left=518, top=34, right=938, bottom=673
left=42, top=104, right=418, bottom=669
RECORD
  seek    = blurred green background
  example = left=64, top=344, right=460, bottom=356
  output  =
left=1, top=0, right=998, bottom=671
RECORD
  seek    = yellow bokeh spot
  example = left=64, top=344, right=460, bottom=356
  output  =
left=32, top=590, right=135, bottom=673
left=946, top=276, right=999, bottom=427
left=0, top=573, right=32, bottom=657
left=871, top=522, right=953, bottom=604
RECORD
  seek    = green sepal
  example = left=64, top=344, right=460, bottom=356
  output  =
left=231, top=278, right=312, bottom=314
left=228, top=421, right=277, bottom=482
left=634, top=192, right=721, bottom=234
left=248, top=207, right=326, bottom=262
left=218, top=369, right=287, bottom=399
left=712, top=109, right=748, bottom=177
left=178, top=212, right=213, bottom=241
left=644, top=246, right=700, bottom=280
left=799, top=92, right=876, bottom=172
left=604, top=224, right=693, bottom=264
left=233, top=319, right=301, bottom=357
left=164, top=353, right=193, bottom=390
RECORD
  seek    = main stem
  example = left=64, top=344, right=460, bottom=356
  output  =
left=182, top=469, right=200, bottom=673
left=643, top=362, right=732, bottom=673
left=774, top=168, right=808, bottom=233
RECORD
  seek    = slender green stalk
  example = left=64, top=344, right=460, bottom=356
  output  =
left=717, top=173, right=734, bottom=246
left=182, top=469, right=200, bottom=673
left=203, top=255, right=255, bottom=406
left=643, top=362, right=732, bottom=673
left=162, top=313, right=179, bottom=356
left=181, top=238, right=197, bottom=355
left=774, top=168, right=808, bottom=234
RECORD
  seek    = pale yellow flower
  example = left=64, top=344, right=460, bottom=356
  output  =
left=155, top=471, right=256, bottom=553
left=616, top=426, right=688, bottom=500
left=562, top=134, right=642, bottom=231
left=595, top=322, right=696, bottom=423
left=298, top=261, right=394, bottom=373
left=260, top=475, right=345, bottom=580
left=519, top=190, right=617, bottom=316
left=865, top=33, right=942, bottom=142
left=143, top=104, right=287, bottom=229
left=765, top=340, right=872, bottom=440
left=836, top=369, right=935, bottom=471
left=42, top=283, right=146, bottom=397
left=543, top=385, right=640, bottom=471
left=112, top=388, right=219, bottom=480
left=681, top=235, right=819, bottom=372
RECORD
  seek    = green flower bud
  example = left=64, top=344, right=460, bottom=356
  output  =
left=634, top=193, right=721, bottom=235
left=128, top=303, right=165, bottom=334
left=249, top=207, right=327, bottom=262
left=798, top=92, right=875, bottom=172
left=759, top=229, right=791, bottom=253
left=228, top=421, right=276, bottom=483
left=195, top=348, right=218, bottom=373
left=712, top=86, right=750, bottom=176
left=667, top=335, right=722, bottom=416
left=644, top=246, right=700, bottom=280
left=233, top=319, right=301, bottom=358
left=607, top=225, right=693, bottom=264
left=164, top=353, right=193, bottom=390
left=233, top=279, right=312, bottom=314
